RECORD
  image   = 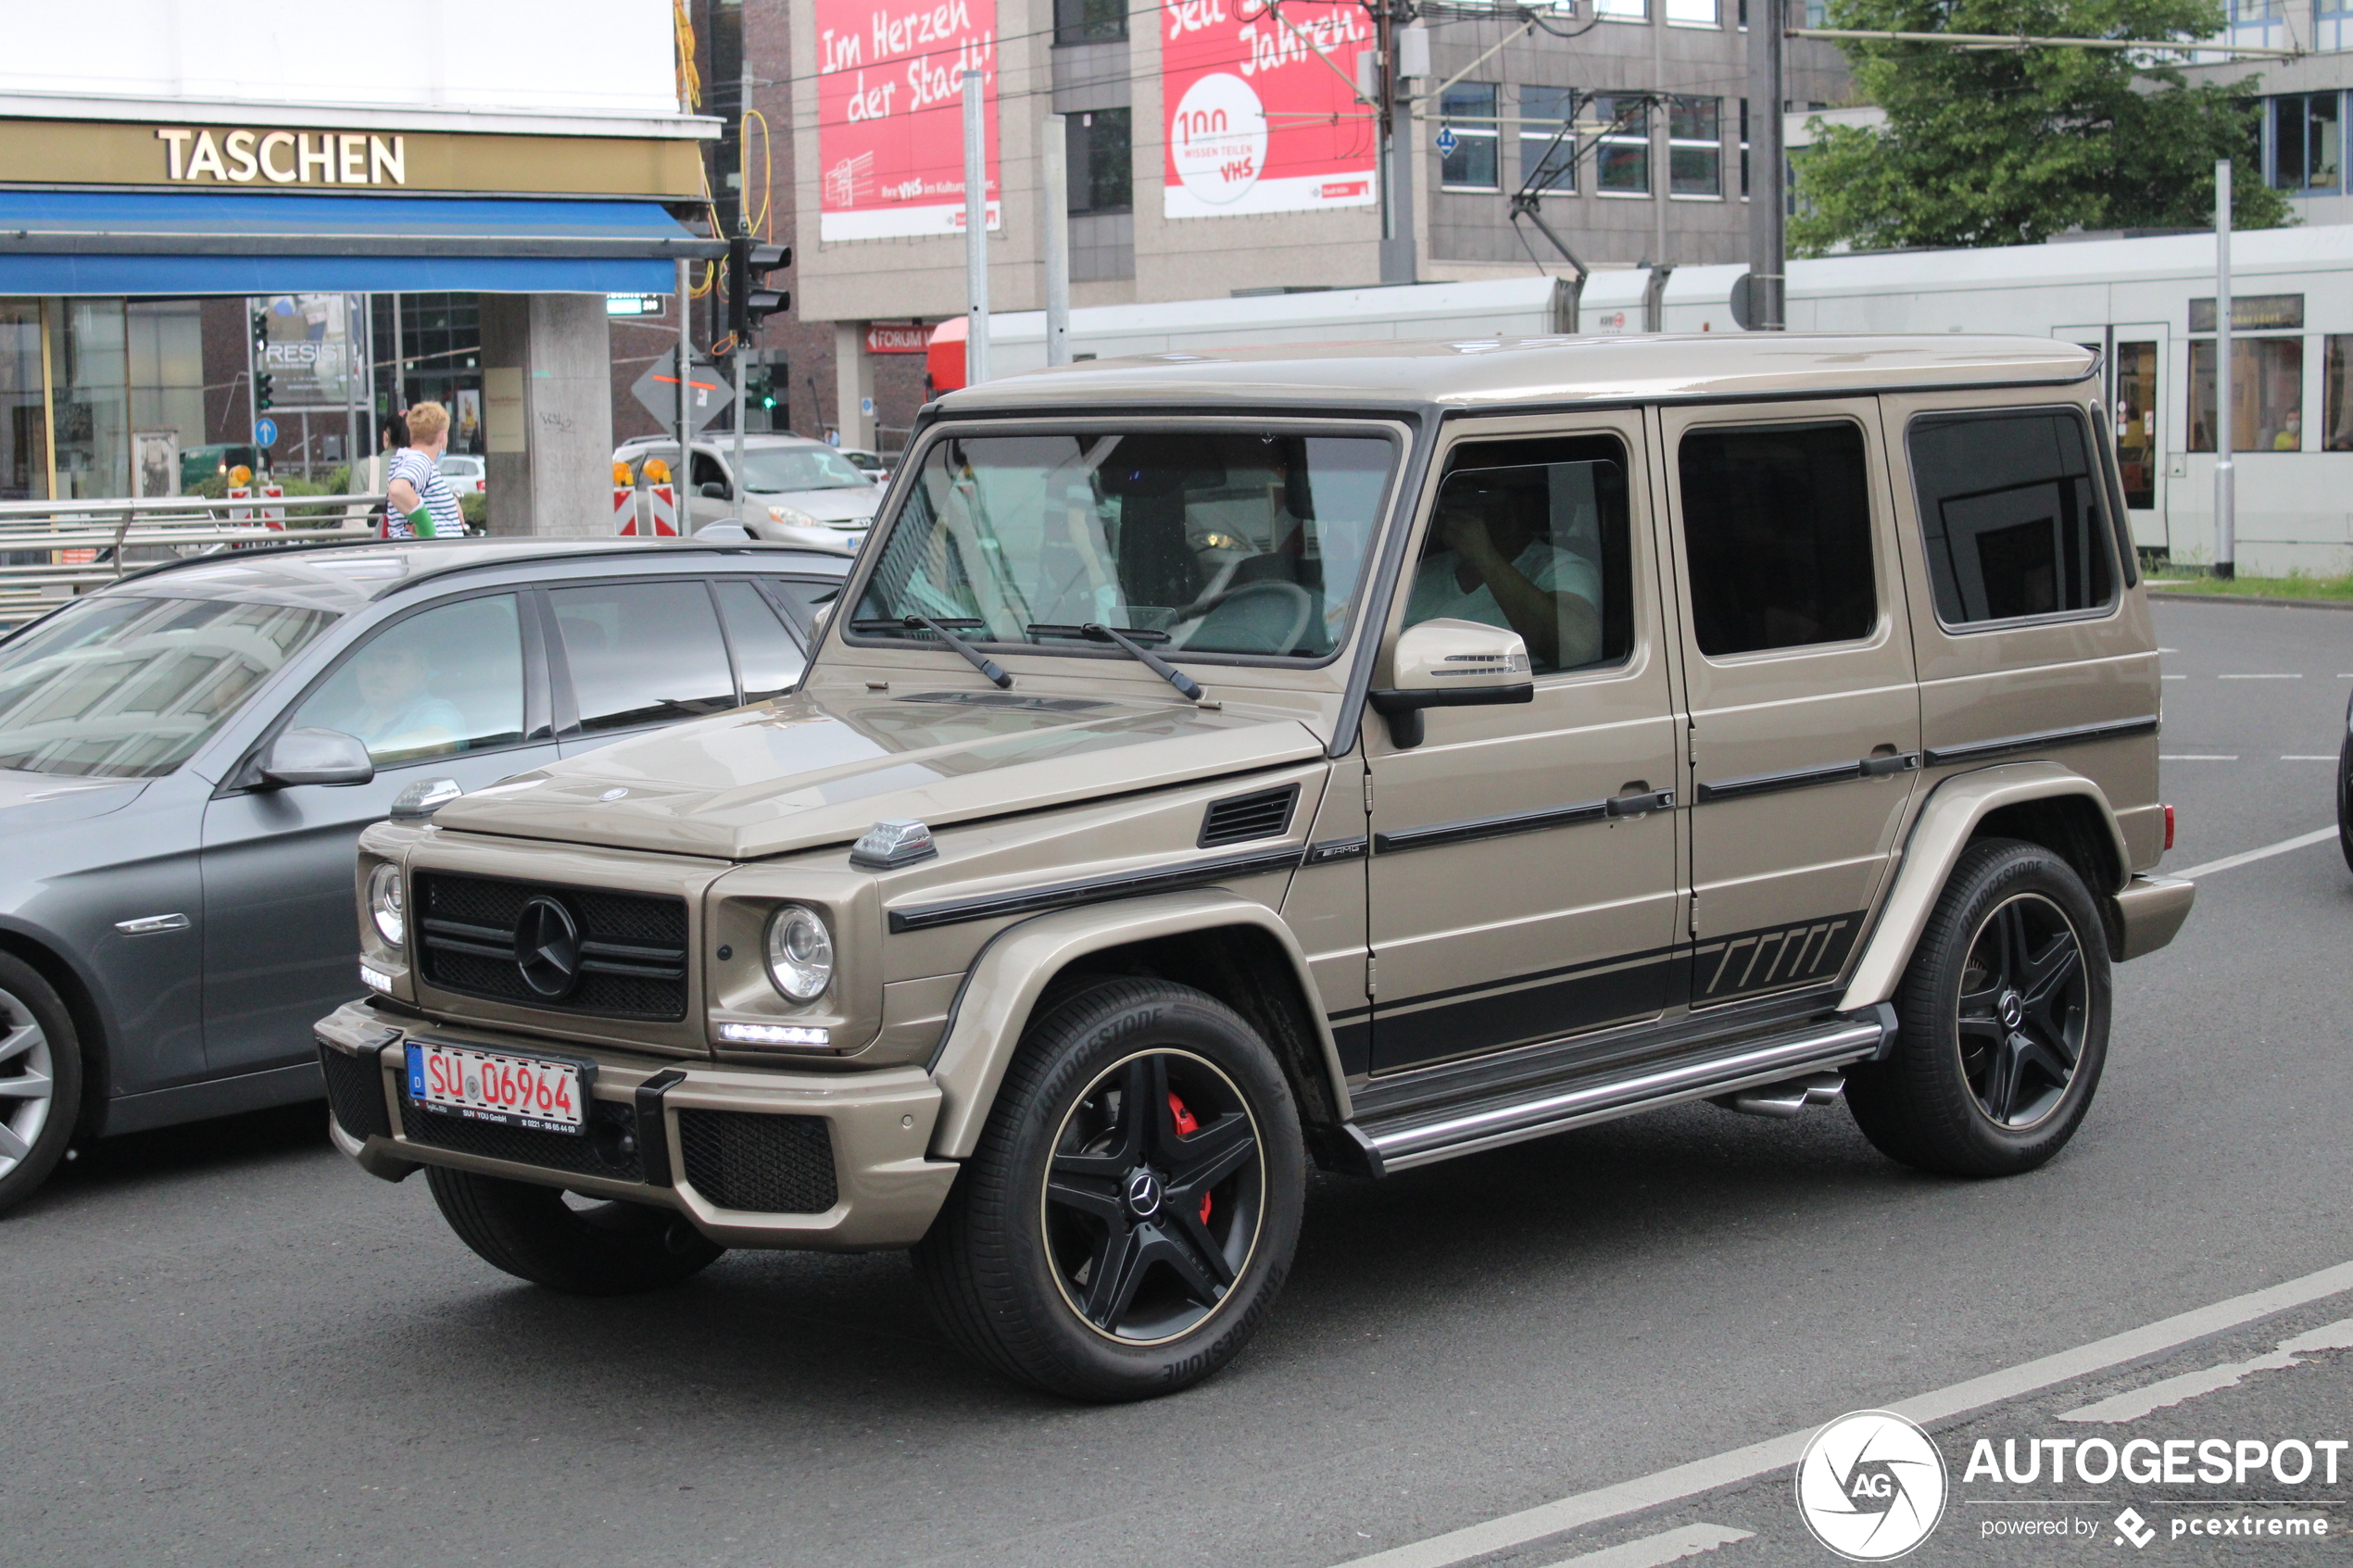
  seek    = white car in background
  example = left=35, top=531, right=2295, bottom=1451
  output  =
left=435, top=454, right=487, bottom=494
left=613, top=433, right=881, bottom=542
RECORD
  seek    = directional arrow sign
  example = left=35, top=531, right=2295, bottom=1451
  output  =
left=631, top=349, right=729, bottom=433
left=253, top=417, right=280, bottom=448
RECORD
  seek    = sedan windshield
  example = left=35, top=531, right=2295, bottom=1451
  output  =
left=741, top=446, right=875, bottom=493
left=0, top=596, right=336, bottom=778
left=856, top=431, right=1395, bottom=659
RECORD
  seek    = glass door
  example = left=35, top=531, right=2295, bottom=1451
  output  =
left=2055, top=322, right=2169, bottom=554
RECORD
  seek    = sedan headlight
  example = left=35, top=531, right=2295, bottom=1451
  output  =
left=767, top=503, right=819, bottom=527
left=764, top=904, right=834, bottom=1002
left=367, top=863, right=406, bottom=947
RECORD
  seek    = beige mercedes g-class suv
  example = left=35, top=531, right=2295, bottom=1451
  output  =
left=321, top=335, right=2194, bottom=1400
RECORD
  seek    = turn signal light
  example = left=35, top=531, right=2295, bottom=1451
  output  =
left=2163, top=803, right=2175, bottom=852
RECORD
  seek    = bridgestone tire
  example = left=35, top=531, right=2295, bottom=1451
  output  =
left=912, top=979, right=1306, bottom=1401
left=1845, top=838, right=2111, bottom=1178
left=425, top=1165, right=724, bottom=1295
left=0, top=954, right=81, bottom=1219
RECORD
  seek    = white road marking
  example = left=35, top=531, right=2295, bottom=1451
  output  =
left=1343, top=1259, right=2353, bottom=1568
left=2282, top=755, right=2336, bottom=761
left=2158, top=646, right=2180, bottom=652
left=2059, top=1317, right=2353, bottom=1424
left=1538, top=1524, right=1753, bottom=1568
left=2219, top=672, right=2303, bottom=680
left=2170, top=827, right=2339, bottom=880
left=2162, top=674, right=2187, bottom=681
left=2160, top=754, right=2237, bottom=760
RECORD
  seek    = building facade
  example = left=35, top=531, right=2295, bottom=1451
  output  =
left=2189, top=0, right=2352, bottom=230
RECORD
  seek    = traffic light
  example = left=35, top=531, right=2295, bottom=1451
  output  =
left=255, top=371, right=275, bottom=411
left=251, top=310, right=275, bottom=410
left=726, top=236, right=791, bottom=343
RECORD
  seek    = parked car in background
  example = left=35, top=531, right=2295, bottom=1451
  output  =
left=837, top=447, right=894, bottom=479
left=181, top=444, right=262, bottom=492
left=436, top=454, right=488, bottom=495
left=613, top=433, right=883, bottom=539
left=0, top=535, right=849, bottom=1215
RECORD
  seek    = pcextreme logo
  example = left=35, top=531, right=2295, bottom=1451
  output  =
left=1795, top=1411, right=1951, bottom=1561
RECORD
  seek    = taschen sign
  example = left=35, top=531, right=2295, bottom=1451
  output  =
left=1162, top=0, right=1377, bottom=220
left=157, top=128, right=408, bottom=184
left=816, top=0, right=1000, bottom=241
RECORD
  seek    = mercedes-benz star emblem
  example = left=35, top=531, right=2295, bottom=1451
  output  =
left=1125, top=1169, right=1164, bottom=1220
left=514, top=896, right=584, bottom=999
left=1999, top=990, right=2025, bottom=1030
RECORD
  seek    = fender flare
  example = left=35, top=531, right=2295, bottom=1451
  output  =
left=1835, top=761, right=2128, bottom=1014
left=925, top=889, right=1349, bottom=1160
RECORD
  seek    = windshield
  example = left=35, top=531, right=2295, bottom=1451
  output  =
left=0, top=595, right=337, bottom=778
left=742, top=446, right=875, bottom=493
left=856, top=431, right=1395, bottom=659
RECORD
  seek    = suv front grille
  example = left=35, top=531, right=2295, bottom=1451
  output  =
left=319, top=1045, right=392, bottom=1141
left=413, top=872, right=689, bottom=1021
left=399, top=1094, right=646, bottom=1183
left=677, top=1110, right=837, bottom=1213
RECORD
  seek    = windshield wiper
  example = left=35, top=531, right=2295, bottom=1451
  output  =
left=850, top=615, right=1013, bottom=689
left=1026, top=622, right=1202, bottom=702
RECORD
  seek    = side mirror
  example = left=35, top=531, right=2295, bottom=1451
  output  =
left=698, top=482, right=730, bottom=500
left=1366, top=619, right=1534, bottom=748
left=258, top=727, right=375, bottom=787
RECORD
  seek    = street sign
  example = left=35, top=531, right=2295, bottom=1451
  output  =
left=253, top=417, right=279, bottom=448
left=1433, top=127, right=1459, bottom=157
left=630, top=350, right=729, bottom=433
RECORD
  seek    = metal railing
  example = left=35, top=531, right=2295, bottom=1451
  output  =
left=0, top=494, right=386, bottom=628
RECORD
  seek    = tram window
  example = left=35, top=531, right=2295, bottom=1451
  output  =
left=2113, top=341, right=2158, bottom=509
left=1908, top=409, right=2116, bottom=627
left=2327, top=338, right=2353, bottom=452
left=2189, top=337, right=2305, bottom=452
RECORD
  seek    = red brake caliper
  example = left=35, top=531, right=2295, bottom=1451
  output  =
left=1168, top=1091, right=1212, bottom=1224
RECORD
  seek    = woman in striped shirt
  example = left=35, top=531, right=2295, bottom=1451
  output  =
left=385, top=401, right=466, bottom=540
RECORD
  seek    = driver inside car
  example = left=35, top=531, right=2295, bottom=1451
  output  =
left=1403, top=474, right=1601, bottom=671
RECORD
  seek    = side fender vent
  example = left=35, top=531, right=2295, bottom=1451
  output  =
left=1199, top=784, right=1301, bottom=848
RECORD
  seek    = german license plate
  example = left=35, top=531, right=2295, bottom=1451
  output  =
left=406, top=1041, right=587, bottom=1134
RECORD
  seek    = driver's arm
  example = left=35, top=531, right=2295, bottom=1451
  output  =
left=1441, top=512, right=1565, bottom=668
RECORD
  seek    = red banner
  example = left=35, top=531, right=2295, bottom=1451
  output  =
left=816, top=0, right=999, bottom=242
left=1162, top=0, right=1377, bottom=220
left=866, top=322, right=933, bottom=353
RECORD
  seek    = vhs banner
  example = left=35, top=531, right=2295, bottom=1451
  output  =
left=1162, top=0, right=1377, bottom=220
left=817, top=0, right=1000, bottom=241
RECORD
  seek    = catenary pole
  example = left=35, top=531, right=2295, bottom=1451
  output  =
left=963, top=69, right=990, bottom=385
left=675, top=257, right=693, bottom=497
left=1746, top=0, right=1786, bottom=330
left=2214, top=158, right=2234, bottom=580
left=1042, top=114, right=1071, bottom=367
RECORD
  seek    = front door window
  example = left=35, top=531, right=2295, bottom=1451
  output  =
left=289, top=594, right=523, bottom=764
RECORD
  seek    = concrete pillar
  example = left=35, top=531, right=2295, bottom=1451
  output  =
left=480, top=294, right=616, bottom=537
left=833, top=320, right=875, bottom=449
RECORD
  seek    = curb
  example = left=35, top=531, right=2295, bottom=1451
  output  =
left=2147, top=590, right=2353, bottom=613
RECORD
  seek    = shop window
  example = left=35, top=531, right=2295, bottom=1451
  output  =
left=1441, top=83, right=1501, bottom=190
left=1068, top=108, right=1133, bottom=214
left=1520, top=86, right=1577, bottom=193
left=2325, top=337, right=2353, bottom=451
left=1053, top=0, right=1126, bottom=44
left=0, top=302, right=47, bottom=502
left=2113, top=341, right=2158, bottom=508
left=47, top=300, right=128, bottom=502
left=2189, top=337, right=2305, bottom=451
left=1669, top=96, right=1722, bottom=195
left=1908, top=410, right=2115, bottom=626
left=1678, top=421, right=1877, bottom=655
left=1594, top=95, right=1651, bottom=195
left=2271, top=93, right=2342, bottom=192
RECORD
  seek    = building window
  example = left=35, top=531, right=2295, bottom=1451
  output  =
left=2271, top=93, right=2342, bottom=192
left=2325, top=337, right=2353, bottom=451
left=2230, top=0, right=2282, bottom=20
left=1666, top=0, right=1718, bottom=23
left=1594, top=95, right=1650, bottom=195
left=1441, top=83, right=1501, bottom=189
left=1067, top=107, right=1132, bottom=213
left=1520, top=85, right=1577, bottom=193
left=1595, top=0, right=1647, bottom=19
left=1053, top=0, right=1126, bottom=44
left=2188, top=337, right=2305, bottom=451
left=1738, top=97, right=1751, bottom=197
left=1669, top=96, right=1721, bottom=195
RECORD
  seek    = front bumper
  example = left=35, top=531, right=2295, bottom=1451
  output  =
left=315, top=1001, right=958, bottom=1252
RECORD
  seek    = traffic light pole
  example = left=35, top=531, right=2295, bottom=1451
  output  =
left=733, top=232, right=749, bottom=515
left=675, top=257, right=693, bottom=499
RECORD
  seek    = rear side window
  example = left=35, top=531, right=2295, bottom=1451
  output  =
left=1677, top=422, right=1877, bottom=656
left=551, top=581, right=736, bottom=733
left=1908, top=409, right=2115, bottom=626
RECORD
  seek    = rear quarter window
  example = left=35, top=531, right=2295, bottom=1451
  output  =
left=1907, top=408, right=2118, bottom=627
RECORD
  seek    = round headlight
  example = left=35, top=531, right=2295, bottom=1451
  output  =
left=367, top=862, right=405, bottom=947
left=764, top=904, right=834, bottom=1003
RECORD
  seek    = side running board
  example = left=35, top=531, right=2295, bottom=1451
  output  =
left=1340, top=1006, right=1894, bottom=1177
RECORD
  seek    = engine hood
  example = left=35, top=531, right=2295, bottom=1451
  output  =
left=431, top=688, right=1325, bottom=860
left=0, top=770, right=151, bottom=830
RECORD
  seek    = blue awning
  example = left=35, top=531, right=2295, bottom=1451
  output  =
left=0, top=191, right=723, bottom=295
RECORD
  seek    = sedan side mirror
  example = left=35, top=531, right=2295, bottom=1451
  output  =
left=258, top=727, right=375, bottom=787
left=1366, top=619, right=1535, bottom=749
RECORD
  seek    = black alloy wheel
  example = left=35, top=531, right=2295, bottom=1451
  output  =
left=1042, top=1048, right=1265, bottom=1344
left=1953, top=892, right=2087, bottom=1129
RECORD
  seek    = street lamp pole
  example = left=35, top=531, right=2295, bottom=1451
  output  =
left=1746, top=0, right=1787, bottom=331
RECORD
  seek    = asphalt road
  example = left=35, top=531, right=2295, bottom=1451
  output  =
left=6, top=599, right=2349, bottom=1568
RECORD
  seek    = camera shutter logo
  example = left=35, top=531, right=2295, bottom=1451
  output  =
left=1794, top=1411, right=1948, bottom=1561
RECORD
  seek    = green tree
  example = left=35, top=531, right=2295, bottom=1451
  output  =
left=1790, top=0, right=2293, bottom=254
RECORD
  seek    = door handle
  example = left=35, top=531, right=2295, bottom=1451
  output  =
left=1606, top=786, right=1676, bottom=817
left=1859, top=750, right=1922, bottom=778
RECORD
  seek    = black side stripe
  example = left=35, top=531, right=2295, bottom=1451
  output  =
left=1373, top=798, right=1611, bottom=854
left=1693, top=759, right=1868, bottom=805
left=1922, top=715, right=2159, bottom=768
left=887, top=846, right=1306, bottom=933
